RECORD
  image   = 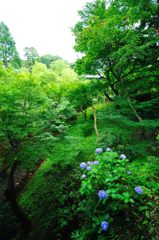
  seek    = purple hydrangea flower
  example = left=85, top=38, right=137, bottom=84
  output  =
left=93, top=161, right=99, bottom=165
left=120, top=154, right=126, bottom=159
left=106, top=147, right=111, bottom=152
left=86, top=166, right=92, bottom=171
left=95, top=148, right=103, bottom=154
left=98, top=190, right=108, bottom=200
left=101, top=221, right=109, bottom=231
left=80, top=162, right=87, bottom=169
left=135, top=186, right=143, bottom=195
left=127, top=171, right=132, bottom=175
left=81, top=174, right=86, bottom=179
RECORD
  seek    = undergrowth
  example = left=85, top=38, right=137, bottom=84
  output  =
left=18, top=104, right=159, bottom=240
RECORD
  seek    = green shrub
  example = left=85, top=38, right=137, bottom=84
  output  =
left=82, top=123, right=94, bottom=137
left=20, top=163, right=81, bottom=240
left=72, top=150, right=159, bottom=239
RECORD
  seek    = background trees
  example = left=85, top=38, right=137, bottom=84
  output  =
left=0, top=21, right=21, bottom=68
left=40, top=54, right=61, bottom=68
left=24, top=47, right=39, bottom=71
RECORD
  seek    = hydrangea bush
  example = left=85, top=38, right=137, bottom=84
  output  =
left=73, top=148, right=155, bottom=239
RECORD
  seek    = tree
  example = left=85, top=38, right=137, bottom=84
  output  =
left=72, top=0, right=159, bottom=121
left=0, top=65, right=74, bottom=239
left=32, top=61, right=57, bottom=83
left=24, top=46, right=39, bottom=71
left=40, top=54, right=61, bottom=68
left=67, top=81, right=91, bottom=120
left=0, top=21, right=21, bottom=68
left=51, top=59, right=79, bottom=84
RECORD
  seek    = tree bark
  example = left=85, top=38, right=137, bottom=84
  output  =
left=80, top=106, right=87, bottom=120
left=84, top=110, right=87, bottom=120
left=5, top=160, right=31, bottom=240
left=126, top=96, right=143, bottom=122
left=91, top=105, right=99, bottom=138
left=104, top=91, right=113, bottom=101
left=106, top=72, right=119, bottom=96
left=120, top=78, right=143, bottom=122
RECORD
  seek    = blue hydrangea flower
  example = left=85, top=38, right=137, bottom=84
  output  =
left=127, top=171, right=132, bottom=175
left=86, top=166, right=92, bottom=171
left=135, top=186, right=143, bottom=195
left=95, top=148, right=103, bottom=154
left=120, top=154, right=126, bottom=159
left=98, top=190, right=108, bottom=200
left=87, top=161, right=91, bottom=164
left=93, top=161, right=99, bottom=165
left=101, top=221, right=109, bottom=231
left=80, top=162, right=87, bottom=169
left=81, top=174, right=86, bottom=179
left=106, top=147, right=111, bottom=152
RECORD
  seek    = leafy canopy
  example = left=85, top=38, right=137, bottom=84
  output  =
left=0, top=21, right=21, bottom=68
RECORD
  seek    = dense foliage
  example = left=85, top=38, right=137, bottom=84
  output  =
left=0, top=1, right=159, bottom=240
left=73, top=0, right=159, bottom=121
left=75, top=149, right=159, bottom=239
left=0, top=22, right=21, bottom=68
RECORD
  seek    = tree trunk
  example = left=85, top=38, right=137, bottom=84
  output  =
left=5, top=160, right=31, bottom=240
left=106, top=73, right=119, bottom=96
left=92, top=105, right=99, bottom=138
left=80, top=106, right=87, bottom=120
left=127, top=96, right=142, bottom=122
left=104, top=91, right=113, bottom=102
left=120, top=78, right=143, bottom=122
left=3, top=58, right=8, bottom=68
left=84, top=110, right=87, bottom=120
